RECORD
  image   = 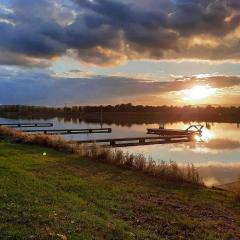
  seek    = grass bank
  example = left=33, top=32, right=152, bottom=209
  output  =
left=0, top=142, right=240, bottom=239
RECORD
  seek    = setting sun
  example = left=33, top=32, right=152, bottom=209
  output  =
left=183, top=85, right=216, bottom=101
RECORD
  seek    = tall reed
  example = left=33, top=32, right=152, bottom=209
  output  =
left=234, top=191, right=240, bottom=202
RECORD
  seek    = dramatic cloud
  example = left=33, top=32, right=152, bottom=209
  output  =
left=1, top=0, right=240, bottom=66
left=0, top=51, right=51, bottom=67
left=0, top=67, right=240, bottom=105
left=173, top=75, right=240, bottom=90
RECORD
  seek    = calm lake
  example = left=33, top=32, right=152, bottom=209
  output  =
left=1, top=117, right=240, bottom=186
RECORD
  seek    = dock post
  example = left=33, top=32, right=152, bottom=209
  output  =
left=165, top=137, right=171, bottom=141
left=110, top=140, right=115, bottom=146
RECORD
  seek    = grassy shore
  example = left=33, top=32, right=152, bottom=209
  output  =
left=1, top=142, right=240, bottom=239
left=0, top=126, right=201, bottom=184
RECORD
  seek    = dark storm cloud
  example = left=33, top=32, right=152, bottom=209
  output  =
left=0, top=51, right=50, bottom=68
left=228, top=0, right=240, bottom=9
left=168, top=0, right=240, bottom=36
left=0, top=23, right=64, bottom=58
left=1, top=0, right=240, bottom=66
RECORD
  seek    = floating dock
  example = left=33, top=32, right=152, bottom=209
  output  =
left=147, top=124, right=203, bottom=136
left=22, top=128, right=112, bottom=135
left=0, top=123, right=53, bottom=128
left=77, top=135, right=193, bottom=147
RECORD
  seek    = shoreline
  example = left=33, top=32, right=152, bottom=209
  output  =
left=214, top=181, right=240, bottom=193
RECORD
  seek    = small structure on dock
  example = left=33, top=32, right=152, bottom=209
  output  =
left=147, top=124, right=203, bottom=137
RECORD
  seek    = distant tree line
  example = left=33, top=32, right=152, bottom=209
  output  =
left=0, top=104, right=240, bottom=123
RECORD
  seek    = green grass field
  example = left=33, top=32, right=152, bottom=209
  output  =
left=0, top=141, right=240, bottom=239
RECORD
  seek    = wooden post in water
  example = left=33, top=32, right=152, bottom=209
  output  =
left=159, top=123, right=165, bottom=129
left=100, top=106, right=103, bottom=128
left=110, top=140, right=115, bottom=146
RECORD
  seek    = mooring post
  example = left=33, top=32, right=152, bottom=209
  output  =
left=165, top=136, right=171, bottom=141
left=110, top=140, right=115, bottom=146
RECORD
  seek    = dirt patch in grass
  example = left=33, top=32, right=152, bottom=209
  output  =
left=119, top=192, right=240, bottom=239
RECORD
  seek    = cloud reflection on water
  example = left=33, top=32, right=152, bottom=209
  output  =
left=197, top=164, right=240, bottom=186
left=204, top=138, right=240, bottom=150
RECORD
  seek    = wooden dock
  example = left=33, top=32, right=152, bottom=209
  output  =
left=76, top=135, right=193, bottom=147
left=0, top=123, right=53, bottom=128
left=22, top=128, right=112, bottom=135
left=147, top=124, right=203, bottom=136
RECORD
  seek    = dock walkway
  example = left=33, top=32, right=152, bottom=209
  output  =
left=77, top=135, right=192, bottom=147
left=0, top=123, right=53, bottom=128
left=22, top=128, right=112, bottom=135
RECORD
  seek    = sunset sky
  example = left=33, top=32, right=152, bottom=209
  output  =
left=0, top=0, right=240, bottom=106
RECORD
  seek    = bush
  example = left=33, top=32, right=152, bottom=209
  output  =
left=134, top=154, right=146, bottom=171
left=124, top=153, right=135, bottom=169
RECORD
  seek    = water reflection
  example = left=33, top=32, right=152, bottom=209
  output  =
left=198, top=164, right=240, bottom=186
left=0, top=117, right=240, bottom=186
left=204, top=138, right=240, bottom=150
left=200, top=128, right=215, bottom=142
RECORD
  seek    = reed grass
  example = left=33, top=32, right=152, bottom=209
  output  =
left=0, top=126, right=202, bottom=185
left=234, top=190, right=240, bottom=203
left=234, top=178, right=240, bottom=203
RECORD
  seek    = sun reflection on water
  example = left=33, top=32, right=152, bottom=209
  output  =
left=200, top=128, right=214, bottom=142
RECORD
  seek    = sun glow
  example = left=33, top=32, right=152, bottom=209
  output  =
left=201, top=128, right=214, bottom=142
left=194, top=129, right=214, bottom=143
left=183, top=85, right=216, bottom=101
